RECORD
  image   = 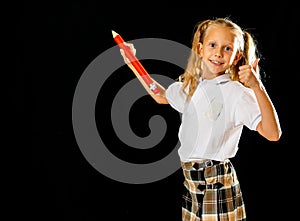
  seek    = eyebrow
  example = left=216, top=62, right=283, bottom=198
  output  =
left=206, top=40, right=234, bottom=46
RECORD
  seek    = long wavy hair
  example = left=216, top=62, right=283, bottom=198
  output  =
left=179, top=17, right=260, bottom=101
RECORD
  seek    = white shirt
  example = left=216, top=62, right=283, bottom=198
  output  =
left=165, top=74, right=261, bottom=162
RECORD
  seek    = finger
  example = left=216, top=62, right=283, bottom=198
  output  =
left=120, top=49, right=130, bottom=64
left=124, top=42, right=136, bottom=56
left=128, top=43, right=136, bottom=56
left=252, top=58, right=260, bottom=72
left=120, top=48, right=125, bottom=57
left=238, top=64, right=251, bottom=71
left=238, top=68, right=248, bottom=84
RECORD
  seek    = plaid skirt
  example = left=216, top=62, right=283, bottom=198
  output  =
left=181, top=159, right=246, bottom=221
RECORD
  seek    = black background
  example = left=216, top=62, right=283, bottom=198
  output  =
left=19, top=2, right=297, bottom=221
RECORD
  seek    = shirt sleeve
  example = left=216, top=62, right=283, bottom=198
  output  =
left=165, top=82, right=186, bottom=113
left=235, top=88, right=261, bottom=131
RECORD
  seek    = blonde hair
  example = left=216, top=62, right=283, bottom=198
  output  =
left=179, top=17, right=259, bottom=101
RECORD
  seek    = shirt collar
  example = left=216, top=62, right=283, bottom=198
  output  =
left=199, top=73, right=231, bottom=85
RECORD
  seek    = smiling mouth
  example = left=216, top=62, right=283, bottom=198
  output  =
left=210, top=59, right=224, bottom=65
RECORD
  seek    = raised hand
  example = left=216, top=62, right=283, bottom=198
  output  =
left=120, top=42, right=136, bottom=64
left=238, top=58, right=260, bottom=89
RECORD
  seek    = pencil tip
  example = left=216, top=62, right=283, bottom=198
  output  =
left=111, top=30, right=118, bottom=38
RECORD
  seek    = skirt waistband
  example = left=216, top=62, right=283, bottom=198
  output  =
left=181, top=159, right=229, bottom=170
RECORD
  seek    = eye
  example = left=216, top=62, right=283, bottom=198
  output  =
left=224, top=46, right=232, bottom=51
left=209, top=43, right=215, bottom=48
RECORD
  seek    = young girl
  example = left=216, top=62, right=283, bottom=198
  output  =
left=120, top=17, right=281, bottom=221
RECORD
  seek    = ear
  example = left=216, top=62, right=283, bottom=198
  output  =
left=197, top=43, right=203, bottom=56
left=233, top=52, right=242, bottom=65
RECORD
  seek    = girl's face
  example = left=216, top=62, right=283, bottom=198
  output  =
left=198, top=25, right=242, bottom=79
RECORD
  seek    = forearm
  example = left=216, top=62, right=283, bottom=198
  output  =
left=253, top=83, right=282, bottom=141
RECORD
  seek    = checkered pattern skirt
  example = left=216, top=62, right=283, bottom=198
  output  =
left=181, top=159, right=246, bottom=221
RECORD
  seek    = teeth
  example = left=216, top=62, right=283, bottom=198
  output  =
left=212, top=60, right=221, bottom=64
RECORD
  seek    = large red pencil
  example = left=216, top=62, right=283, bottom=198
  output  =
left=112, top=30, right=160, bottom=94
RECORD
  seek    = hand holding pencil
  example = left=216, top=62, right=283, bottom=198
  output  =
left=112, top=30, right=168, bottom=104
left=112, top=30, right=160, bottom=93
left=119, top=42, right=136, bottom=64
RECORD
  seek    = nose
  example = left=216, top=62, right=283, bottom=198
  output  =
left=214, top=48, right=223, bottom=57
